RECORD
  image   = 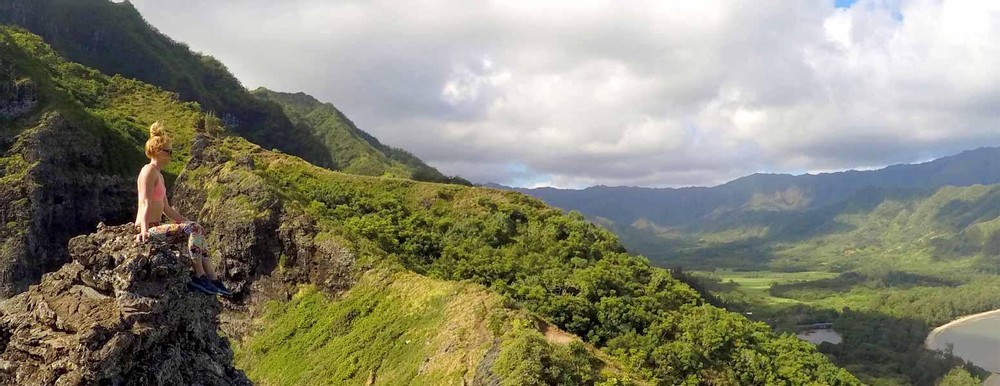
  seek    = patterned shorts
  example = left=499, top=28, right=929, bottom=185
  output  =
left=145, top=221, right=209, bottom=261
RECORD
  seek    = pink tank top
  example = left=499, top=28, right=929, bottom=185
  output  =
left=151, top=175, right=166, bottom=200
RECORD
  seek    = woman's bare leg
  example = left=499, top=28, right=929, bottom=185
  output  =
left=190, top=257, right=207, bottom=277
left=200, top=258, right=218, bottom=280
left=184, top=221, right=218, bottom=280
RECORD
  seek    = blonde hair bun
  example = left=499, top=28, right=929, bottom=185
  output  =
left=144, top=121, right=173, bottom=159
left=149, top=121, right=165, bottom=138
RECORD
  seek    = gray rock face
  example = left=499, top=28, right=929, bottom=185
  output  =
left=0, top=223, right=251, bottom=385
left=0, top=61, right=37, bottom=121
left=0, top=113, right=134, bottom=297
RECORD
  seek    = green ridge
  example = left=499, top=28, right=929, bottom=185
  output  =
left=0, top=0, right=462, bottom=184
left=252, top=88, right=465, bottom=184
left=187, top=135, right=859, bottom=384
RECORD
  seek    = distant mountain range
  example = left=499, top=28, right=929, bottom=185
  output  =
left=494, top=146, right=1000, bottom=229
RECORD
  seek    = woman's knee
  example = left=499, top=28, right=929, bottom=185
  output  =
left=189, top=252, right=209, bottom=263
left=183, top=221, right=205, bottom=235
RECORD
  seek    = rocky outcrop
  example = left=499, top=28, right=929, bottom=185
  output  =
left=0, top=223, right=250, bottom=385
left=0, top=113, right=134, bottom=297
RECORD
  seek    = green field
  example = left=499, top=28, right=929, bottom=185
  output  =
left=693, top=270, right=839, bottom=305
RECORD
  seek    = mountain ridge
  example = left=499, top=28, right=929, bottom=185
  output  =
left=0, top=0, right=461, bottom=184
left=252, top=87, right=469, bottom=184
left=501, top=146, right=1000, bottom=227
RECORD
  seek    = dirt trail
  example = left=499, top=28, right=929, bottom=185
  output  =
left=541, top=323, right=578, bottom=345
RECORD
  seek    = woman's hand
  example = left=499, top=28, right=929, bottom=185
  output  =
left=135, top=229, right=149, bottom=243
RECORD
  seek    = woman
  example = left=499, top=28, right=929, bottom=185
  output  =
left=134, top=121, right=232, bottom=296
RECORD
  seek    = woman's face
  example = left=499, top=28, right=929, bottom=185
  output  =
left=156, top=147, right=173, bottom=163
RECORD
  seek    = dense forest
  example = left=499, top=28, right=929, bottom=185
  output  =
left=657, top=184, right=1000, bottom=384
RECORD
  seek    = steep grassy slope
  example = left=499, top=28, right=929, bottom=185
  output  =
left=236, top=268, right=636, bottom=386
left=0, top=0, right=459, bottom=184
left=0, top=0, right=335, bottom=169
left=0, top=25, right=206, bottom=295
left=253, top=88, right=466, bottom=184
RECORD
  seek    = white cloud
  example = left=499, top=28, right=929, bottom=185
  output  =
left=130, top=0, right=1000, bottom=188
left=441, top=58, right=511, bottom=105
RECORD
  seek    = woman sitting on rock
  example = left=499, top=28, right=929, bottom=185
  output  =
left=134, top=121, right=232, bottom=297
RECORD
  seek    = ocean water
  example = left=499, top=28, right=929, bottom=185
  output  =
left=927, top=313, right=1000, bottom=373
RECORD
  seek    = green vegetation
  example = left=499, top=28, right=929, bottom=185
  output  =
left=187, top=135, right=859, bottom=384
left=937, top=367, right=985, bottom=386
left=692, top=270, right=838, bottom=305
left=681, top=273, right=993, bottom=385
left=628, top=184, right=1000, bottom=384
left=235, top=268, right=629, bottom=385
left=0, top=25, right=205, bottom=177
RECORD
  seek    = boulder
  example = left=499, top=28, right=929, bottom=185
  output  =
left=0, top=223, right=250, bottom=385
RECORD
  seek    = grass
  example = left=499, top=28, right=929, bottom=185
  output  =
left=0, top=25, right=206, bottom=179
left=694, top=270, right=838, bottom=305
left=234, top=268, right=502, bottom=386
left=233, top=267, right=636, bottom=386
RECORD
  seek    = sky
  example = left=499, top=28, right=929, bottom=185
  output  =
left=128, top=0, right=1000, bottom=188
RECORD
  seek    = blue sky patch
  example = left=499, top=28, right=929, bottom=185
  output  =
left=835, top=0, right=858, bottom=8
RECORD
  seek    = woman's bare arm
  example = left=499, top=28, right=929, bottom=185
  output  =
left=135, top=166, right=156, bottom=237
left=163, top=198, right=188, bottom=223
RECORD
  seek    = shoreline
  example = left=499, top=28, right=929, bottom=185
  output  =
left=924, top=308, right=1000, bottom=349
left=924, top=308, right=1000, bottom=380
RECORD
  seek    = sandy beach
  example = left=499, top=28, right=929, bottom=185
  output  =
left=924, top=308, right=1000, bottom=348
left=924, top=308, right=1000, bottom=384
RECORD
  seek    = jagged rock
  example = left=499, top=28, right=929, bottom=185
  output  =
left=0, top=224, right=250, bottom=385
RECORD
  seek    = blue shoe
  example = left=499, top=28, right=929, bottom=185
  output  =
left=187, top=277, right=215, bottom=295
left=211, top=279, right=233, bottom=297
